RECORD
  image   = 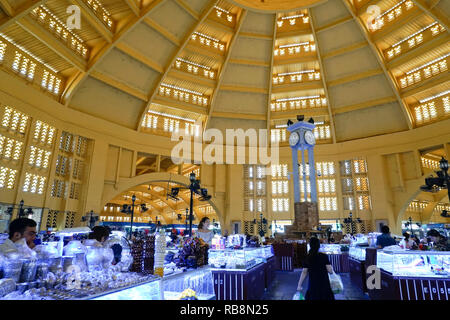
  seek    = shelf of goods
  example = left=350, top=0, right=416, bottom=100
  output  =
left=208, top=246, right=275, bottom=300
left=348, top=246, right=368, bottom=292
left=319, top=244, right=350, bottom=273
left=365, top=248, right=450, bottom=301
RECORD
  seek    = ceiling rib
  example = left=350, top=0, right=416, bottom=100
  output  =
left=342, top=0, right=413, bottom=130
left=144, top=17, right=181, bottom=46
left=266, top=14, right=277, bottom=137
left=326, top=68, right=384, bottom=87
left=411, top=0, right=449, bottom=30
left=0, top=0, right=14, bottom=16
left=309, top=7, right=337, bottom=144
left=137, top=0, right=219, bottom=131
left=174, top=0, right=200, bottom=20
left=315, top=15, right=353, bottom=33
left=69, top=0, right=113, bottom=43
left=205, top=9, right=247, bottom=130
left=0, top=0, right=46, bottom=31
left=321, top=41, right=367, bottom=60
left=90, top=70, right=148, bottom=101
left=62, top=0, right=166, bottom=107
left=333, top=96, right=398, bottom=115
left=124, top=0, right=141, bottom=16
left=16, top=16, right=87, bottom=71
left=115, top=42, right=164, bottom=73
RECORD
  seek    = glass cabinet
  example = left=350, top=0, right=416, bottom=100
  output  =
left=209, top=248, right=258, bottom=270
left=377, top=250, right=450, bottom=278
left=349, top=246, right=367, bottom=261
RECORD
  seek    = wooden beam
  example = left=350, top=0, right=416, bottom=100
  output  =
left=412, top=0, right=449, bottom=30
left=153, top=96, right=208, bottom=115
left=371, top=9, right=422, bottom=42
left=137, top=0, right=219, bottom=131
left=239, top=31, right=272, bottom=40
left=63, top=0, right=165, bottom=106
left=69, top=0, right=113, bottom=43
left=144, top=17, right=181, bottom=46
left=270, top=108, right=329, bottom=120
left=228, top=58, right=269, bottom=67
left=17, top=16, right=87, bottom=71
left=205, top=10, right=248, bottom=130
left=271, top=81, right=323, bottom=94
left=401, top=72, right=450, bottom=98
left=124, top=0, right=140, bottom=16
left=315, top=15, right=353, bottom=33
left=273, top=54, right=318, bottom=66
left=184, top=43, right=225, bottom=62
left=90, top=70, right=148, bottom=101
left=0, top=0, right=14, bottom=16
left=309, top=8, right=337, bottom=144
left=219, top=84, right=267, bottom=94
left=0, top=0, right=46, bottom=31
left=211, top=111, right=265, bottom=120
left=115, top=42, right=164, bottom=73
left=342, top=0, right=414, bottom=130
left=167, top=68, right=216, bottom=88
left=333, top=96, right=398, bottom=114
left=321, top=41, right=367, bottom=60
left=387, top=33, right=449, bottom=69
left=174, top=0, right=199, bottom=20
left=326, top=68, right=383, bottom=87
left=276, top=28, right=312, bottom=40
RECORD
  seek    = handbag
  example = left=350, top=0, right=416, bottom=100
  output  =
left=328, top=272, right=344, bottom=294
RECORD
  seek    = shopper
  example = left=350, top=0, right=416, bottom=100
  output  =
left=399, top=232, right=415, bottom=249
left=86, top=226, right=110, bottom=246
left=196, top=217, right=214, bottom=246
left=296, top=237, right=335, bottom=300
left=376, top=225, right=397, bottom=248
left=427, top=229, right=450, bottom=251
left=0, top=218, right=37, bottom=254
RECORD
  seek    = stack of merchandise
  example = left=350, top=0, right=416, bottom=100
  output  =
left=130, top=238, right=144, bottom=273
left=153, top=230, right=165, bottom=277
left=175, top=238, right=209, bottom=268
left=142, top=235, right=155, bottom=275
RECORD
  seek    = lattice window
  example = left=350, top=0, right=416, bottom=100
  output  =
left=163, top=118, right=180, bottom=133
left=244, top=198, right=254, bottom=212
left=1, top=106, right=29, bottom=134
left=59, top=131, right=74, bottom=153
left=272, top=198, right=289, bottom=212
left=358, top=195, right=371, bottom=210
left=51, top=179, right=67, bottom=198
left=319, top=197, right=337, bottom=211
left=28, top=146, right=51, bottom=169
left=55, top=155, right=71, bottom=177
left=11, top=51, right=37, bottom=80
left=65, top=211, right=76, bottom=228
left=76, top=136, right=88, bottom=156
left=343, top=196, right=355, bottom=210
left=0, top=135, right=23, bottom=161
left=141, top=114, right=158, bottom=129
left=185, top=123, right=200, bottom=137
left=23, top=173, right=46, bottom=194
left=46, top=210, right=58, bottom=229
left=33, top=121, right=56, bottom=146
left=72, top=159, right=84, bottom=180
left=41, top=70, right=63, bottom=95
left=0, top=166, right=17, bottom=189
left=271, top=128, right=287, bottom=143
left=0, top=39, right=6, bottom=62
left=69, top=182, right=80, bottom=200
left=244, top=220, right=255, bottom=235
left=313, top=125, right=331, bottom=141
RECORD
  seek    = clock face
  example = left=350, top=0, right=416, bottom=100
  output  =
left=289, top=132, right=300, bottom=146
left=304, top=130, right=316, bottom=145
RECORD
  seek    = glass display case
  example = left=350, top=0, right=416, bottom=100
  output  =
left=91, top=278, right=162, bottom=300
left=377, top=250, right=450, bottom=278
left=349, top=246, right=367, bottom=261
left=209, top=248, right=263, bottom=270
left=261, top=246, right=274, bottom=259
left=318, top=244, right=349, bottom=254
left=162, top=266, right=215, bottom=300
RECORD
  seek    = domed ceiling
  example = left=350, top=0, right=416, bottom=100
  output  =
left=0, top=0, right=449, bottom=144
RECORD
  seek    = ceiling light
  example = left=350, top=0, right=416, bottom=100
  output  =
left=391, top=22, right=438, bottom=47
left=279, top=42, right=309, bottom=48
left=419, top=90, right=450, bottom=103
left=278, top=70, right=315, bottom=76
left=281, top=14, right=304, bottom=20
left=160, top=83, right=203, bottom=96
left=147, top=109, right=196, bottom=123
left=176, top=58, right=210, bottom=70
left=406, top=53, right=450, bottom=75
left=276, top=95, right=320, bottom=102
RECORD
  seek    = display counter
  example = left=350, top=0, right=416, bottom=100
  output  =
left=348, top=246, right=368, bottom=292
left=208, top=246, right=274, bottom=300
left=319, top=244, right=350, bottom=273
left=366, top=249, right=450, bottom=300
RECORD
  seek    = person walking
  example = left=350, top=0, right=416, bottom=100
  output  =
left=296, top=237, right=335, bottom=300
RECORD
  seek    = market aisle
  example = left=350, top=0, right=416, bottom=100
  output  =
left=261, top=269, right=370, bottom=300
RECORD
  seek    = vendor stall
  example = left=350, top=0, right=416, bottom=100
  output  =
left=319, top=244, right=350, bottom=273
left=348, top=246, right=367, bottom=292
left=208, top=245, right=274, bottom=300
left=366, top=249, right=450, bottom=300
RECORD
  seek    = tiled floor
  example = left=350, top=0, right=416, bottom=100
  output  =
left=261, top=269, right=370, bottom=300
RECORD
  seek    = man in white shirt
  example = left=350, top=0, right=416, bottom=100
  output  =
left=0, top=218, right=37, bottom=255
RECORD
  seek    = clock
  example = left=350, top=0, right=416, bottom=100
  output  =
left=304, top=130, right=316, bottom=145
left=289, top=132, right=299, bottom=146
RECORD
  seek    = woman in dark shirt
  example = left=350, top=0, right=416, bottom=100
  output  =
left=296, top=237, right=335, bottom=300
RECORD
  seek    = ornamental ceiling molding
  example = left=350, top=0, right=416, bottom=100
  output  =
left=228, top=0, right=328, bottom=13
